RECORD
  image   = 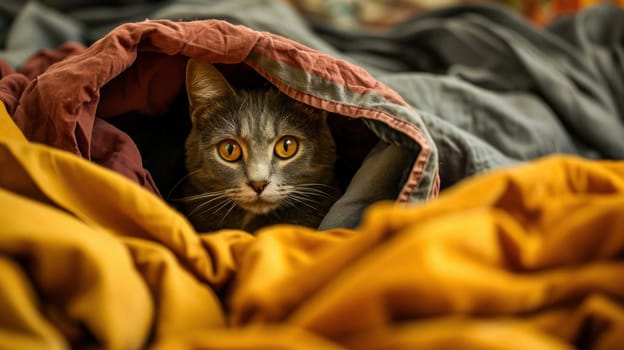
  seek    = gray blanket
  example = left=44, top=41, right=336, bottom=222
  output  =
left=2, top=0, right=623, bottom=224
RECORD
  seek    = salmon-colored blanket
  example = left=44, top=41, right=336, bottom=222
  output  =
left=1, top=101, right=623, bottom=348
left=0, top=18, right=440, bottom=236
left=0, top=19, right=436, bottom=202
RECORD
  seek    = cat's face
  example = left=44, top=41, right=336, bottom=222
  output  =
left=184, top=59, right=337, bottom=219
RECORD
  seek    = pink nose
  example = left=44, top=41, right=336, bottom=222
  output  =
left=248, top=181, right=269, bottom=194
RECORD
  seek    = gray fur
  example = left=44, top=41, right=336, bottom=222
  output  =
left=181, top=59, right=340, bottom=232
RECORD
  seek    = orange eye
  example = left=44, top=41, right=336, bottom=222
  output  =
left=218, top=140, right=242, bottom=162
left=274, top=136, right=299, bottom=159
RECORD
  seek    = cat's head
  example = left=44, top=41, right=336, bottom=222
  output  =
left=184, top=59, right=337, bottom=217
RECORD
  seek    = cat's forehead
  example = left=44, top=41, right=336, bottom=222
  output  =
left=199, top=87, right=324, bottom=143
left=238, top=108, right=295, bottom=138
left=233, top=90, right=311, bottom=136
left=239, top=112, right=278, bottom=138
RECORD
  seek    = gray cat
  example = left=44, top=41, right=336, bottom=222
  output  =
left=180, top=59, right=340, bottom=232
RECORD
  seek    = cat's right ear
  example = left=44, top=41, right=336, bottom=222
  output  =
left=185, top=59, right=235, bottom=111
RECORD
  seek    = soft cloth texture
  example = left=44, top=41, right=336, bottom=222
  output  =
left=1, top=1, right=624, bottom=349
left=2, top=103, right=624, bottom=349
left=3, top=0, right=623, bottom=198
left=2, top=15, right=436, bottom=229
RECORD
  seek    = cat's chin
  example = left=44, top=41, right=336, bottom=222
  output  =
left=238, top=199, right=280, bottom=215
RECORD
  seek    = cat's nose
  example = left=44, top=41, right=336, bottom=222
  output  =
left=248, top=180, right=269, bottom=194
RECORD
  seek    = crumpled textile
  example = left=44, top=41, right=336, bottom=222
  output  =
left=1, top=100, right=623, bottom=349
left=1, top=17, right=436, bottom=230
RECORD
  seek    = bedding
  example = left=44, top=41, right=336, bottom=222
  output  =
left=3, top=103, right=624, bottom=348
left=1, top=0, right=624, bottom=348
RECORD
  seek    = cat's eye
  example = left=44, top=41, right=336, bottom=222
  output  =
left=274, top=136, right=299, bottom=159
left=217, top=140, right=242, bottom=162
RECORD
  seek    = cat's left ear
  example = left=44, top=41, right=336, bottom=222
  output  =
left=185, top=58, right=236, bottom=110
left=299, top=101, right=328, bottom=123
left=320, top=110, right=329, bottom=122
left=312, top=107, right=329, bottom=125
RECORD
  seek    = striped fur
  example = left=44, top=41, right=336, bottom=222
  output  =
left=180, top=59, right=340, bottom=232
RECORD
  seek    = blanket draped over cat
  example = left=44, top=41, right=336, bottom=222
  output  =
left=5, top=18, right=437, bottom=230
left=1, top=2, right=624, bottom=348
left=3, top=3, right=623, bottom=231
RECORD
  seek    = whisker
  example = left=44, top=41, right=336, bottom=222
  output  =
left=292, top=189, right=335, bottom=200
left=175, top=190, right=231, bottom=203
left=186, top=188, right=240, bottom=217
left=300, top=183, right=335, bottom=187
left=212, top=198, right=236, bottom=214
left=283, top=183, right=339, bottom=192
left=280, top=184, right=339, bottom=201
left=166, top=169, right=202, bottom=200
left=284, top=194, right=320, bottom=212
left=173, top=186, right=239, bottom=203
left=192, top=195, right=235, bottom=217
left=218, top=201, right=239, bottom=227
left=294, top=183, right=340, bottom=191
left=189, top=196, right=226, bottom=216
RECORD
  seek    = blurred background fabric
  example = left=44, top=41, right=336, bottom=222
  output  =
left=288, top=0, right=624, bottom=28
left=1, top=0, right=621, bottom=68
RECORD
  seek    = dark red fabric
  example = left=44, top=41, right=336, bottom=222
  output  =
left=0, top=59, right=14, bottom=77
left=0, top=73, right=28, bottom=116
left=0, top=59, right=24, bottom=116
left=0, top=42, right=85, bottom=115
left=4, top=19, right=431, bottom=199
left=97, top=53, right=187, bottom=118
left=8, top=20, right=259, bottom=195
left=90, top=117, right=161, bottom=196
left=19, top=42, right=86, bottom=79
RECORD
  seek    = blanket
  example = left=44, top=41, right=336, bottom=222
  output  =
left=3, top=0, right=623, bottom=196
left=2, top=102, right=624, bottom=348
left=2, top=17, right=434, bottom=229
left=1, top=0, right=624, bottom=348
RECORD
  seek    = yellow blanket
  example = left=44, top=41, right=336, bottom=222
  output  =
left=1, top=100, right=623, bottom=349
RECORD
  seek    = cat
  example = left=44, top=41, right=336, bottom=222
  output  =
left=179, top=59, right=341, bottom=232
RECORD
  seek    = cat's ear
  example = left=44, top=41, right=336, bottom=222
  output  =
left=319, top=110, right=329, bottom=122
left=185, top=58, right=235, bottom=110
